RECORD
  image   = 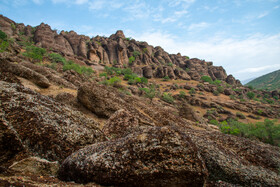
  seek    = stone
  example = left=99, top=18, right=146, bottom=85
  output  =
left=58, top=126, right=208, bottom=186
left=8, top=157, right=59, bottom=176
left=0, top=58, right=50, bottom=88
left=0, top=81, right=104, bottom=162
left=142, top=66, right=153, bottom=78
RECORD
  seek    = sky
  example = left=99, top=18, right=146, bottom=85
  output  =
left=0, top=0, right=280, bottom=81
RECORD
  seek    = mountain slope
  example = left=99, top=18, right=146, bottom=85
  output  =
left=246, top=69, right=280, bottom=91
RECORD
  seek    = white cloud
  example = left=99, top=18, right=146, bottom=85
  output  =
left=257, top=11, right=269, bottom=19
left=188, top=22, right=210, bottom=31
left=32, top=0, right=43, bottom=4
left=168, top=0, right=196, bottom=8
left=236, top=64, right=280, bottom=73
left=75, top=0, right=88, bottom=4
left=51, top=0, right=68, bottom=3
left=89, top=0, right=104, bottom=10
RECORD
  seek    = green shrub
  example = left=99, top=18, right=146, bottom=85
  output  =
left=213, top=80, right=222, bottom=85
left=63, top=60, right=94, bottom=75
left=185, top=68, right=190, bottom=72
left=167, top=62, right=173, bottom=67
left=0, top=40, right=9, bottom=52
left=107, top=76, right=121, bottom=86
left=126, top=37, right=132, bottom=41
left=49, top=53, right=66, bottom=63
left=163, top=76, right=170, bottom=81
left=236, top=112, right=246, bottom=119
left=217, top=86, right=224, bottom=93
left=179, top=91, right=186, bottom=98
left=247, top=85, right=254, bottom=90
left=11, top=23, right=16, bottom=30
left=140, top=77, right=148, bottom=84
left=139, top=84, right=157, bottom=102
left=99, top=72, right=107, bottom=78
left=23, top=46, right=46, bottom=61
left=209, top=119, right=219, bottom=126
left=162, top=92, right=174, bottom=104
left=217, top=119, right=280, bottom=147
left=0, top=30, right=7, bottom=41
left=247, top=92, right=255, bottom=99
left=189, top=88, right=196, bottom=95
left=185, top=56, right=190, bottom=60
left=201, top=76, right=213, bottom=83
left=213, top=90, right=220, bottom=96
left=129, top=56, right=135, bottom=64
left=133, top=50, right=141, bottom=57
left=229, top=95, right=236, bottom=100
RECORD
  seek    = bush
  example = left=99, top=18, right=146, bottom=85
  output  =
left=167, top=62, right=173, bottom=67
left=162, top=92, right=174, bottom=104
left=217, top=86, right=224, bottom=93
left=213, top=80, right=222, bottom=85
left=163, top=76, right=170, bottom=81
left=128, top=56, right=135, bottom=64
left=213, top=90, right=220, bottom=96
left=133, top=50, right=141, bottom=57
left=49, top=53, right=66, bottom=63
left=139, top=84, right=157, bottom=102
left=201, top=76, right=213, bottom=83
left=189, top=88, right=196, bottom=95
left=23, top=46, right=46, bottom=61
left=179, top=91, right=186, bottom=98
left=107, top=76, right=121, bottom=86
left=0, top=30, right=7, bottom=41
left=99, top=72, right=107, bottom=78
left=217, top=119, right=280, bottom=147
left=236, top=112, right=246, bottom=119
left=0, top=40, right=9, bottom=52
left=247, top=92, right=255, bottom=99
left=63, top=60, right=94, bottom=75
left=209, top=119, right=219, bottom=126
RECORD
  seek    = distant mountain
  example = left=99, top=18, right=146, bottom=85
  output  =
left=245, top=69, right=280, bottom=91
left=241, top=77, right=256, bottom=85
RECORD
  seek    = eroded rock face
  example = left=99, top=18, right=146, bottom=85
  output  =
left=0, top=81, right=104, bottom=163
left=58, top=126, right=208, bottom=186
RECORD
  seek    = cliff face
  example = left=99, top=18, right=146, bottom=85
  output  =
left=0, top=15, right=241, bottom=86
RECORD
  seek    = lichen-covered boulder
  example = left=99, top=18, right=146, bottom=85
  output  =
left=58, top=126, right=208, bottom=186
left=0, top=81, right=104, bottom=164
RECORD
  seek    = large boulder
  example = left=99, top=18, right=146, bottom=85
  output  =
left=188, top=129, right=280, bottom=186
left=0, top=81, right=104, bottom=164
left=0, top=58, right=50, bottom=88
left=142, top=66, right=153, bottom=78
left=58, top=126, right=208, bottom=186
left=77, top=83, right=125, bottom=118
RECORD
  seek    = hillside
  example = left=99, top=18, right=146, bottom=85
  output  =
left=246, top=69, right=280, bottom=91
left=0, top=14, right=280, bottom=186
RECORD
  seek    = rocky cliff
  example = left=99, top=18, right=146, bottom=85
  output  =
left=0, top=14, right=241, bottom=86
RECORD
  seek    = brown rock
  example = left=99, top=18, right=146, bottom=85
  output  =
left=58, top=126, right=208, bottom=186
left=0, top=81, right=104, bottom=162
left=142, top=66, right=153, bottom=78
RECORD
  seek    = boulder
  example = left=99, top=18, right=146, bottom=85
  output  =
left=189, top=129, right=280, bottom=186
left=8, top=157, right=59, bottom=176
left=77, top=83, right=125, bottom=118
left=58, top=126, right=208, bottom=186
left=102, top=109, right=141, bottom=139
left=174, top=68, right=191, bottom=80
left=0, top=81, right=104, bottom=163
left=142, top=66, right=153, bottom=78
left=0, top=58, right=50, bottom=88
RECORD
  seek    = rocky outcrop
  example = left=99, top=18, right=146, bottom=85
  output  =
left=58, top=126, right=208, bottom=186
left=0, top=81, right=104, bottom=164
left=0, top=58, right=50, bottom=88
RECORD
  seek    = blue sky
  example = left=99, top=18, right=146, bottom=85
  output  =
left=1, top=0, right=280, bottom=81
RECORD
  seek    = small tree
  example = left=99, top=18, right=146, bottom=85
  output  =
left=247, top=92, right=255, bottom=100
